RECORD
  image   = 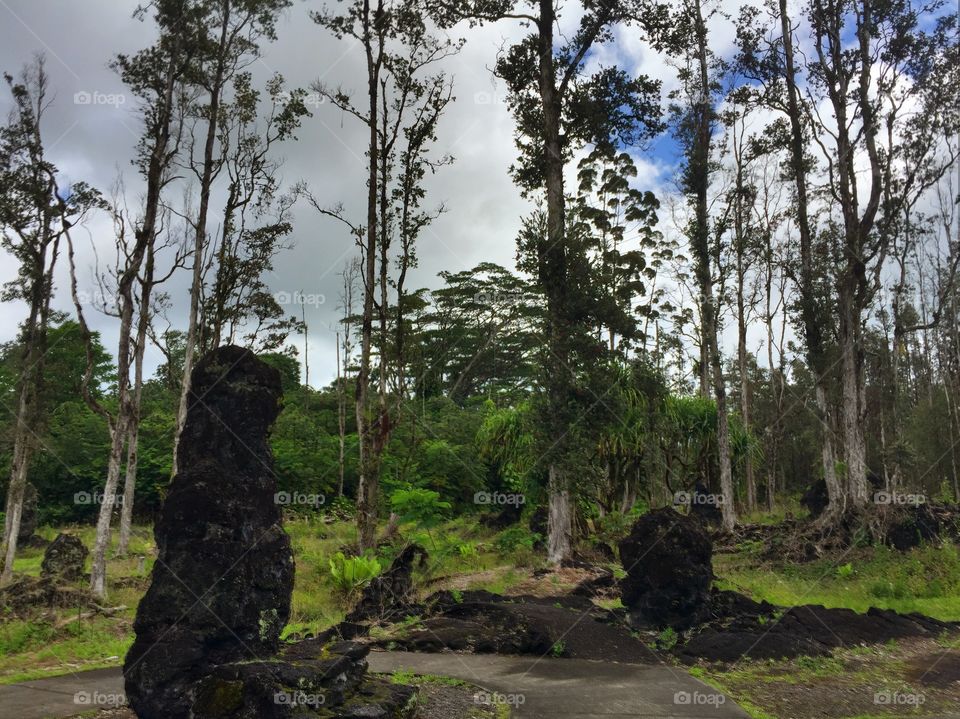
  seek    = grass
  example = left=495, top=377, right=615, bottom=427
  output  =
left=697, top=640, right=950, bottom=719
left=714, top=541, right=960, bottom=621
left=0, top=515, right=535, bottom=685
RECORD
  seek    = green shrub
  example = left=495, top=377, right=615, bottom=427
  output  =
left=328, top=552, right=382, bottom=596
left=493, top=526, right=539, bottom=554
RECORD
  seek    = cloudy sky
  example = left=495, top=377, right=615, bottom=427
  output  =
left=0, top=0, right=788, bottom=387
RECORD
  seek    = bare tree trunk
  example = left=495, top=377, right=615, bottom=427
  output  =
left=90, top=413, right=129, bottom=596
left=354, top=3, right=384, bottom=551
left=547, top=467, right=572, bottom=564
left=337, top=331, right=346, bottom=497
left=839, top=289, right=869, bottom=506
left=118, top=245, right=155, bottom=556
left=0, top=309, right=44, bottom=583
left=816, top=384, right=843, bottom=508
left=537, top=0, right=575, bottom=563
left=172, top=3, right=231, bottom=472
left=778, top=0, right=845, bottom=513
left=736, top=246, right=756, bottom=514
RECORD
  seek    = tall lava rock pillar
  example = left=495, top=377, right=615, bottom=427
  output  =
left=124, top=346, right=293, bottom=719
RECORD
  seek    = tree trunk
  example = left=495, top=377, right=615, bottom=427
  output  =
left=118, top=247, right=154, bottom=557
left=90, top=412, right=129, bottom=597
left=337, top=331, right=346, bottom=497
left=172, top=1, right=231, bottom=472
left=355, top=4, right=383, bottom=551
left=547, top=467, right=572, bottom=564
left=779, top=0, right=845, bottom=513
left=537, top=0, right=574, bottom=564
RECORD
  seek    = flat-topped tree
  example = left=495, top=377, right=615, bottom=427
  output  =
left=428, top=0, right=662, bottom=563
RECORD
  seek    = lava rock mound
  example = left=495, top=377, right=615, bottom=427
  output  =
left=618, top=507, right=713, bottom=630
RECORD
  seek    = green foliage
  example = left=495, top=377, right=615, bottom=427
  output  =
left=390, top=488, right=452, bottom=530
left=328, top=552, right=382, bottom=596
left=836, top=563, right=855, bottom=580
left=476, top=401, right=537, bottom=490
left=493, top=526, right=539, bottom=554
left=656, top=626, right=679, bottom=650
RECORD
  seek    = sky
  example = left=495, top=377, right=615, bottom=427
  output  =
left=0, top=0, right=852, bottom=389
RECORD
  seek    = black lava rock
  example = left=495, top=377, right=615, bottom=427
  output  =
left=618, top=507, right=713, bottom=630
left=40, top=533, right=88, bottom=582
left=124, top=346, right=293, bottom=719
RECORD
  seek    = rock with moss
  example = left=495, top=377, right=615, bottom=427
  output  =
left=124, top=346, right=294, bottom=719
left=40, top=533, right=88, bottom=581
left=191, top=641, right=415, bottom=718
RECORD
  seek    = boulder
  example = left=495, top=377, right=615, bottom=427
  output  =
left=686, top=481, right=723, bottom=527
left=192, top=641, right=415, bottom=719
left=886, top=503, right=943, bottom=550
left=41, top=533, right=88, bottom=582
left=800, top=479, right=829, bottom=519
left=377, top=590, right=658, bottom=663
left=618, top=507, right=713, bottom=630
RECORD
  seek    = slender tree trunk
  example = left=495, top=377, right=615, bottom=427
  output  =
left=173, top=1, right=231, bottom=472
left=1, top=309, right=41, bottom=583
left=118, top=246, right=155, bottom=556
left=355, top=3, right=384, bottom=551
left=337, top=331, right=346, bottom=497
left=0, top=217, right=59, bottom=581
left=687, top=0, right=736, bottom=531
left=779, top=0, right=844, bottom=513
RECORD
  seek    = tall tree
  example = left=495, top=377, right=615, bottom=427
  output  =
left=312, top=0, right=459, bottom=549
left=172, top=0, right=292, bottom=471
left=69, top=0, right=193, bottom=596
left=0, top=58, right=97, bottom=581
left=432, top=0, right=661, bottom=562
left=648, top=0, right=737, bottom=529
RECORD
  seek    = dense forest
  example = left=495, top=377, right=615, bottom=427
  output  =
left=0, top=0, right=958, bottom=598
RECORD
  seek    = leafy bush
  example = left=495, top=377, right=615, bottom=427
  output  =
left=390, top=488, right=452, bottom=529
left=328, top=552, right=382, bottom=596
left=493, top=526, right=540, bottom=554
left=390, top=488, right=452, bottom=548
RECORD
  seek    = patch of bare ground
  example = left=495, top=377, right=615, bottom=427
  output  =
left=502, top=566, right=599, bottom=598
left=708, top=634, right=960, bottom=718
